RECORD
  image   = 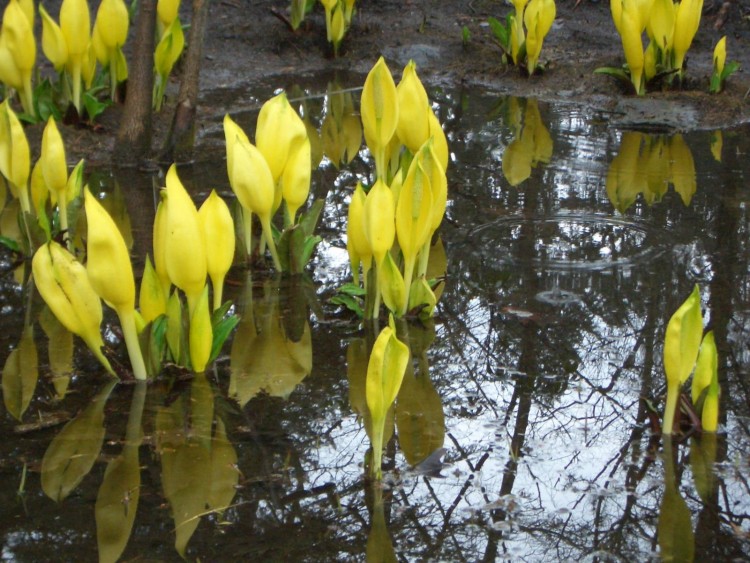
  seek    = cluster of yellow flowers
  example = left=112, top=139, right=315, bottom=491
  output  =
left=31, top=162, right=236, bottom=381
left=223, top=92, right=312, bottom=270
left=320, top=0, right=356, bottom=56
left=0, top=0, right=185, bottom=117
left=612, top=0, right=704, bottom=94
left=347, top=57, right=449, bottom=320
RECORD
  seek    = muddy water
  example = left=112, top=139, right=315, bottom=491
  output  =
left=1, top=82, right=749, bottom=561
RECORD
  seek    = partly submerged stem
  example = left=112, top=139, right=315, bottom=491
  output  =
left=242, top=207, right=253, bottom=258
left=662, top=381, right=680, bottom=435
left=118, top=307, right=148, bottom=380
left=260, top=216, right=281, bottom=271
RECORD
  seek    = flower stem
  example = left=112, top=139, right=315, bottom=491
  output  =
left=118, top=307, right=148, bottom=381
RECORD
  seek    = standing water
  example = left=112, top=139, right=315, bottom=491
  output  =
left=1, top=80, right=749, bottom=561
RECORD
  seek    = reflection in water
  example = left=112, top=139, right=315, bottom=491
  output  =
left=95, top=382, right=145, bottom=563
left=2, top=82, right=750, bottom=560
left=41, top=381, right=116, bottom=502
left=501, top=98, right=553, bottom=187
left=156, top=372, right=239, bottom=556
left=606, top=132, right=696, bottom=212
left=658, top=438, right=695, bottom=562
left=229, top=275, right=313, bottom=405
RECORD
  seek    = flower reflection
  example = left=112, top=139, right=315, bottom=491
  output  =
left=501, top=97, right=553, bottom=187
left=606, top=132, right=697, bottom=212
left=156, top=372, right=239, bottom=556
left=229, top=275, right=313, bottom=406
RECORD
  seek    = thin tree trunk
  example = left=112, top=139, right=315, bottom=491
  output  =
left=161, top=0, right=210, bottom=163
left=113, top=0, right=156, bottom=165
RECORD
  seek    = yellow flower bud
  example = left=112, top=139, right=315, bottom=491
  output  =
left=157, top=0, right=181, bottom=29
left=396, top=61, right=431, bottom=153
left=363, top=179, right=395, bottom=266
left=60, top=0, right=91, bottom=58
left=41, top=117, right=68, bottom=196
left=163, top=164, right=207, bottom=310
left=39, top=4, right=68, bottom=71
left=189, top=284, right=212, bottom=373
left=0, top=36, right=23, bottom=90
left=713, top=36, right=726, bottom=76
left=524, top=0, right=556, bottom=74
left=198, top=190, right=235, bottom=310
left=0, top=100, right=30, bottom=198
left=84, top=188, right=135, bottom=312
left=3, top=0, right=36, bottom=72
left=361, top=57, right=399, bottom=179
left=94, top=0, right=129, bottom=49
left=281, top=137, right=311, bottom=222
left=230, top=135, right=275, bottom=218
left=256, top=92, right=308, bottom=184
left=647, top=0, right=675, bottom=51
left=139, top=255, right=167, bottom=324
left=32, top=241, right=113, bottom=375
left=347, top=183, right=372, bottom=285
left=366, top=317, right=409, bottom=478
left=673, top=0, right=703, bottom=72
left=154, top=17, right=184, bottom=77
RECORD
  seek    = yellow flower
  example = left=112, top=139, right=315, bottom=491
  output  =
left=365, top=316, right=409, bottom=478
left=230, top=134, right=281, bottom=269
left=361, top=57, right=399, bottom=180
left=620, top=4, right=645, bottom=94
left=396, top=60, right=431, bottom=153
left=157, top=0, right=181, bottom=30
left=396, top=158, right=433, bottom=314
left=524, top=0, right=556, bottom=74
left=647, top=0, right=675, bottom=52
left=281, top=137, right=311, bottom=223
left=139, top=255, right=167, bottom=324
left=673, top=0, right=703, bottom=73
left=85, top=188, right=147, bottom=380
left=256, top=92, right=308, bottom=185
left=189, top=284, right=212, bottom=373
left=713, top=36, right=726, bottom=76
left=198, top=190, right=235, bottom=310
left=93, top=0, right=128, bottom=49
left=663, top=285, right=702, bottom=434
left=32, top=241, right=114, bottom=375
left=39, top=4, right=68, bottom=71
left=163, top=164, right=208, bottom=313
left=0, top=100, right=30, bottom=212
left=347, top=183, right=372, bottom=286
left=60, top=0, right=91, bottom=112
left=363, top=179, right=395, bottom=268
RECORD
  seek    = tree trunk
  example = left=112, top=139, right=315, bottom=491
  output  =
left=161, top=0, right=210, bottom=163
left=113, top=0, right=156, bottom=165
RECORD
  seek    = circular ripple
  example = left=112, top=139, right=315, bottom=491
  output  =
left=471, top=213, right=664, bottom=271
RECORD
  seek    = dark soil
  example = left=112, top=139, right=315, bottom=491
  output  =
left=64, top=0, right=750, bottom=164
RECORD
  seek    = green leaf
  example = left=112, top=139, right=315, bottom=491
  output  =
left=330, top=294, right=363, bottom=318
left=594, top=66, right=633, bottom=84
left=209, top=313, right=240, bottom=363
left=0, top=235, right=21, bottom=253
left=721, top=61, right=740, bottom=81
left=488, top=17, right=509, bottom=49
left=83, top=92, right=110, bottom=122
left=338, top=282, right=366, bottom=297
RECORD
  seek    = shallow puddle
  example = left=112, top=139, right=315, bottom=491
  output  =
left=1, top=78, right=750, bottom=561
